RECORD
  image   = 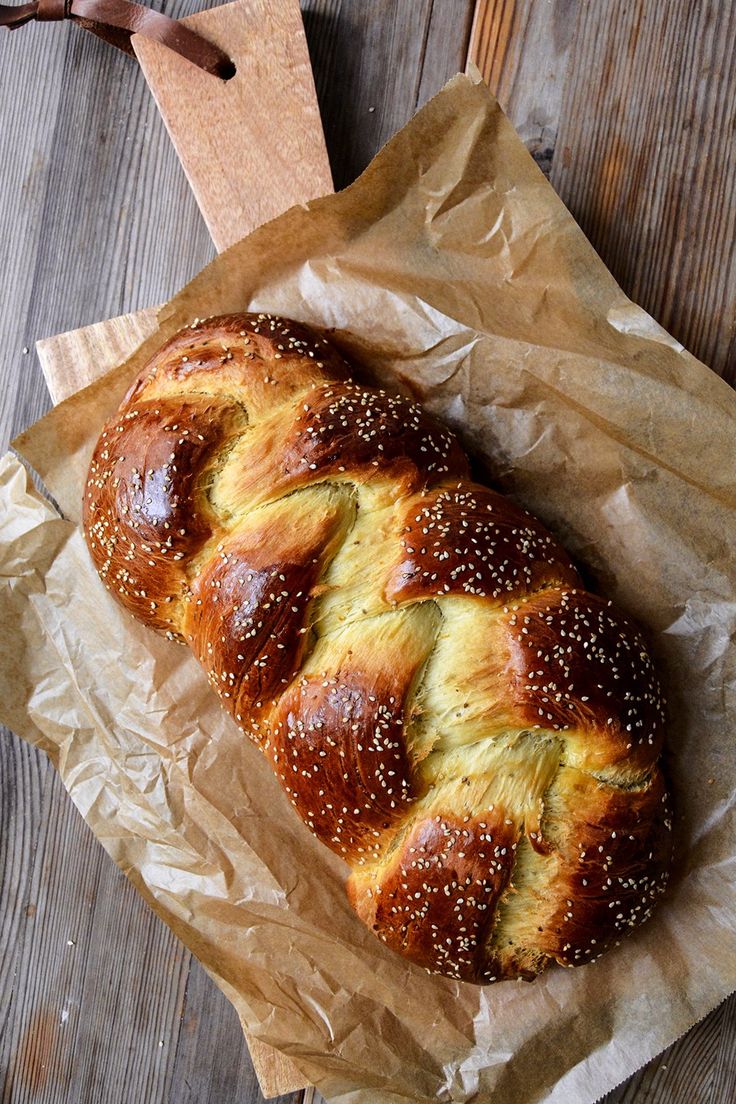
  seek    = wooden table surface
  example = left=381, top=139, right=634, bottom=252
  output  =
left=1, top=2, right=734, bottom=1102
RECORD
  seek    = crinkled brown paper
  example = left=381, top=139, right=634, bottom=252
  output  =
left=3, top=75, right=736, bottom=1104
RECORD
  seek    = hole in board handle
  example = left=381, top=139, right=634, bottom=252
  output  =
left=217, top=57, right=237, bottom=81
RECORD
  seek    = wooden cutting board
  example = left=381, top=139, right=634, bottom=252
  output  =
left=35, top=1, right=332, bottom=1096
left=37, top=0, right=332, bottom=402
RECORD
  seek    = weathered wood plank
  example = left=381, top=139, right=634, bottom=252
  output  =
left=35, top=6, right=331, bottom=1091
left=467, top=0, right=578, bottom=173
left=37, top=309, right=160, bottom=404
left=0, top=14, right=214, bottom=442
left=602, top=997, right=736, bottom=1104
left=468, top=0, right=736, bottom=384
left=302, top=0, right=475, bottom=190
left=38, top=0, right=333, bottom=416
left=713, top=994, right=736, bottom=1103
left=0, top=734, right=191, bottom=1103
left=167, top=961, right=299, bottom=1104
left=550, top=0, right=736, bottom=384
left=39, top=0, right=477, bottom=407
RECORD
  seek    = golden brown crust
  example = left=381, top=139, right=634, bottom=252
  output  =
left=184, top=502, right=348, bottom=727
left=83, top=396, right=245, bottom=636
left=270, top=671, right=418, bottom=864
left=124, top=313, right=351, bottom=415
left=386, top=484, right=582, bottom=604
left=283, top=381, right=470, bottom=493
left=536, top=766, right=672, bottom=967
left=83, top=313, right=673, bottom=983
left=349, top=809, right=521, bottom=981
left=501, top=588, right=666, bottom=775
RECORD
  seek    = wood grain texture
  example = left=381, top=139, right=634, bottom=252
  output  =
left=302, top=0, right=476, bottom=189
left=37, top=0, right=333, bottom=417
left=468, top=0, right=578, bottom=174
left=602, top=997, right=736, bottom=1104
left=37, top=0, right=478, bottom=414
left=166, top=963, right=298, bottom=1104
left=550, top=0, right=736, bottom=384
left=468, top=2, right=736, bottom=1096
left=0, top=733, right=189, bottom=1103
left=0, top=3, right=299, bottom=1103
left=0, top=10, right=214, bottom=440
left=133, top=0, right=333, bottom=252
left=468, top=0, right=736, bottom=383
left=36, top=308, right=160, bottom=404
left=28, top=1, right=325, bottom=1096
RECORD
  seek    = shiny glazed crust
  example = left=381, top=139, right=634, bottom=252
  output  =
left=83, top=313, right=672, bottom=982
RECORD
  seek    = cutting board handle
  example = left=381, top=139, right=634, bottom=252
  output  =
left=133, top=0, right=333, bottom=251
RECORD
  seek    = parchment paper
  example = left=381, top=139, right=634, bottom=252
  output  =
left=3, top=74, right=736, bottom=1104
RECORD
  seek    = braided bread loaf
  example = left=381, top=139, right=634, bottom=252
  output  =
left=84, top=313, right=672, bottom=983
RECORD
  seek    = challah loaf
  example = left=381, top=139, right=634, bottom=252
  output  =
left=84, top=313, right=672, bottom=982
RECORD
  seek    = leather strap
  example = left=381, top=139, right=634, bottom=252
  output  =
left=0, top=0, right=235, bottom=79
